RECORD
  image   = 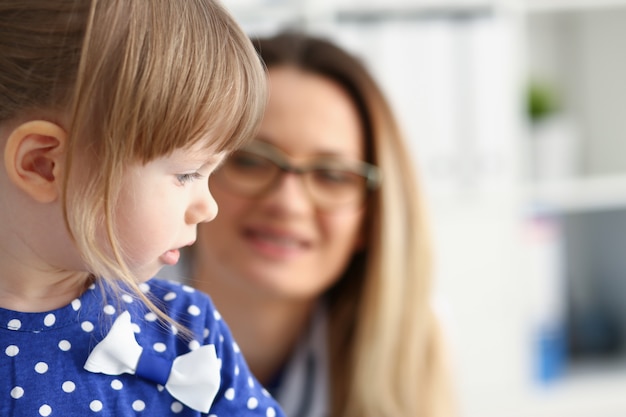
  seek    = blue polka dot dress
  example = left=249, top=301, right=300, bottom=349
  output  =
left=0, top=278, right=285, bottom=417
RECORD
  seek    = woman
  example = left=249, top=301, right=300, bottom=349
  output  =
left=191, top=32, right=455, bottom=417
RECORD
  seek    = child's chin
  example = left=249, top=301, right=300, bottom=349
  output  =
left=132, top=266, right=161, bottom=283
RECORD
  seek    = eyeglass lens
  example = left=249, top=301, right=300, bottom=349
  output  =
left=212, top=144, right=379, bottom=210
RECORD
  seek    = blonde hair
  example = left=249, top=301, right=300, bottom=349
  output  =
left=253, top=32, right=454, bottom=417
left=1, top=0, right=267, bottom=322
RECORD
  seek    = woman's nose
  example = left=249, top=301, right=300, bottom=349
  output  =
left=263, top=172, right=314, bottom=213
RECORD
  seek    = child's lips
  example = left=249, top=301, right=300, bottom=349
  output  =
left=160, top=240, right=193, bottom=266
left=160, top=248, right=180, bottom=266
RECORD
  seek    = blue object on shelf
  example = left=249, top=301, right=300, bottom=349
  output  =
left=535, top=324, right=567, bottom=384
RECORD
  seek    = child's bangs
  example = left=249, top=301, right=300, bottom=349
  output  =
left=70, top=1, right=266, bottom=164
left=127, top=1, right=267, bottom=161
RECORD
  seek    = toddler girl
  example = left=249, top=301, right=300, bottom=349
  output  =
left=0, top=1, right=282, bottom=416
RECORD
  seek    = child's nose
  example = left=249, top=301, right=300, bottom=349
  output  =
left=186, top=188, right=218, bottom=224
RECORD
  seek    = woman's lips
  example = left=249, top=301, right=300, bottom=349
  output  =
left=244, top=228, right=309, bottom=259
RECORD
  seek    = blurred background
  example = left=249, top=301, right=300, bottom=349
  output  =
left=224, top=1, right=626, bottom=416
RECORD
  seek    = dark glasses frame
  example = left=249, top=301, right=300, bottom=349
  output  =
left=240, top=141, right=382, bottom=190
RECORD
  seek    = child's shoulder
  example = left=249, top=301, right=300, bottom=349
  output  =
left=141, top=278, right=217, bottom=319
left=140, top=278, right=213, bottom=311
left=130, top=278, right=221, bottom=343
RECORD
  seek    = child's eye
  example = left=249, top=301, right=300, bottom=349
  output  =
left=176, top=172, right=203, bottom=185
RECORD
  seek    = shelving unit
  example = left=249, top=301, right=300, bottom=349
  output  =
left=526, top=174, right=626, bottom=213
left=522, top=0, right=626, bottom=194
left=520, top=1, right=626, bottom=416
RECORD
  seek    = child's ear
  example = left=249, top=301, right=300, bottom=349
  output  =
left=4, top=120, right=67, bottom=203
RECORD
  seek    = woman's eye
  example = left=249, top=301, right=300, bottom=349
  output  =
left=314, top=169, right=359, bottom=185
left=229, top=152, right=272, bottom=171
left=176, top=172, right=203, bottom=185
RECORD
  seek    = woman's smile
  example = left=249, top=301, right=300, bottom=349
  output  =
left=243, top=225, right=310, bottom=260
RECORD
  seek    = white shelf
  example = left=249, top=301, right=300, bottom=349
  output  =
left=227, top=0, right=502, bottom=26
left=525, top=174, right=626, bottom=213
left=335, top=0, right=496, bottom=20
left=519, top=359, right=626, bottom=417
left=524, top=0, right=626, bottom=13
left=227, top=3, right=304, bottom=24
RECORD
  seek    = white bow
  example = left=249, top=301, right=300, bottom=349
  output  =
left=84, top=311, right=221, bottom=413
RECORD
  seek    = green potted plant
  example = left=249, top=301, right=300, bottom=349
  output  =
left=526, top=78, right=578, bottom=181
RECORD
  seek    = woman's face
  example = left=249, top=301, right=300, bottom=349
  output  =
left=196, top=66, right=367, bottom=300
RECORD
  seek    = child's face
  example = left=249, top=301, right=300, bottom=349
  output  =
left=115, top=142, right=225, bottom=282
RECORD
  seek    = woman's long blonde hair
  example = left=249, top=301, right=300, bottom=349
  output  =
left=0, top=0, right=267, bottom=322
left=253, top=32, right=454, bottom=417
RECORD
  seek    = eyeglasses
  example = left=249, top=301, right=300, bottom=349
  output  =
left=211, top=141, right=381, bottom=211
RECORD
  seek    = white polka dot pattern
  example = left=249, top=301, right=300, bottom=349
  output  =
left=62, top=381, right=75, bottom=393
left=248, top=397, right=259, bottom=409
left=34, top=362, right=48, bottom=374
left=5, top=345, right=19, bottom=357
left=132, top=400, right=145, bottom=411
left=225, top=388, right=235, bottom=400
left=43, top=314, right=56, bottom=327
left=39, top=404, right=52, bottom=416
left=58, top=340, right=71, bottom=351
left=188, top=305, right=201, bottom=316
left=89, top=400, right=103, bottom=412
left=10, top=387, right=24, bottom=399
left=171, top=401, right=184, bottom=413
left=0, top=278, right=286, bottom=417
